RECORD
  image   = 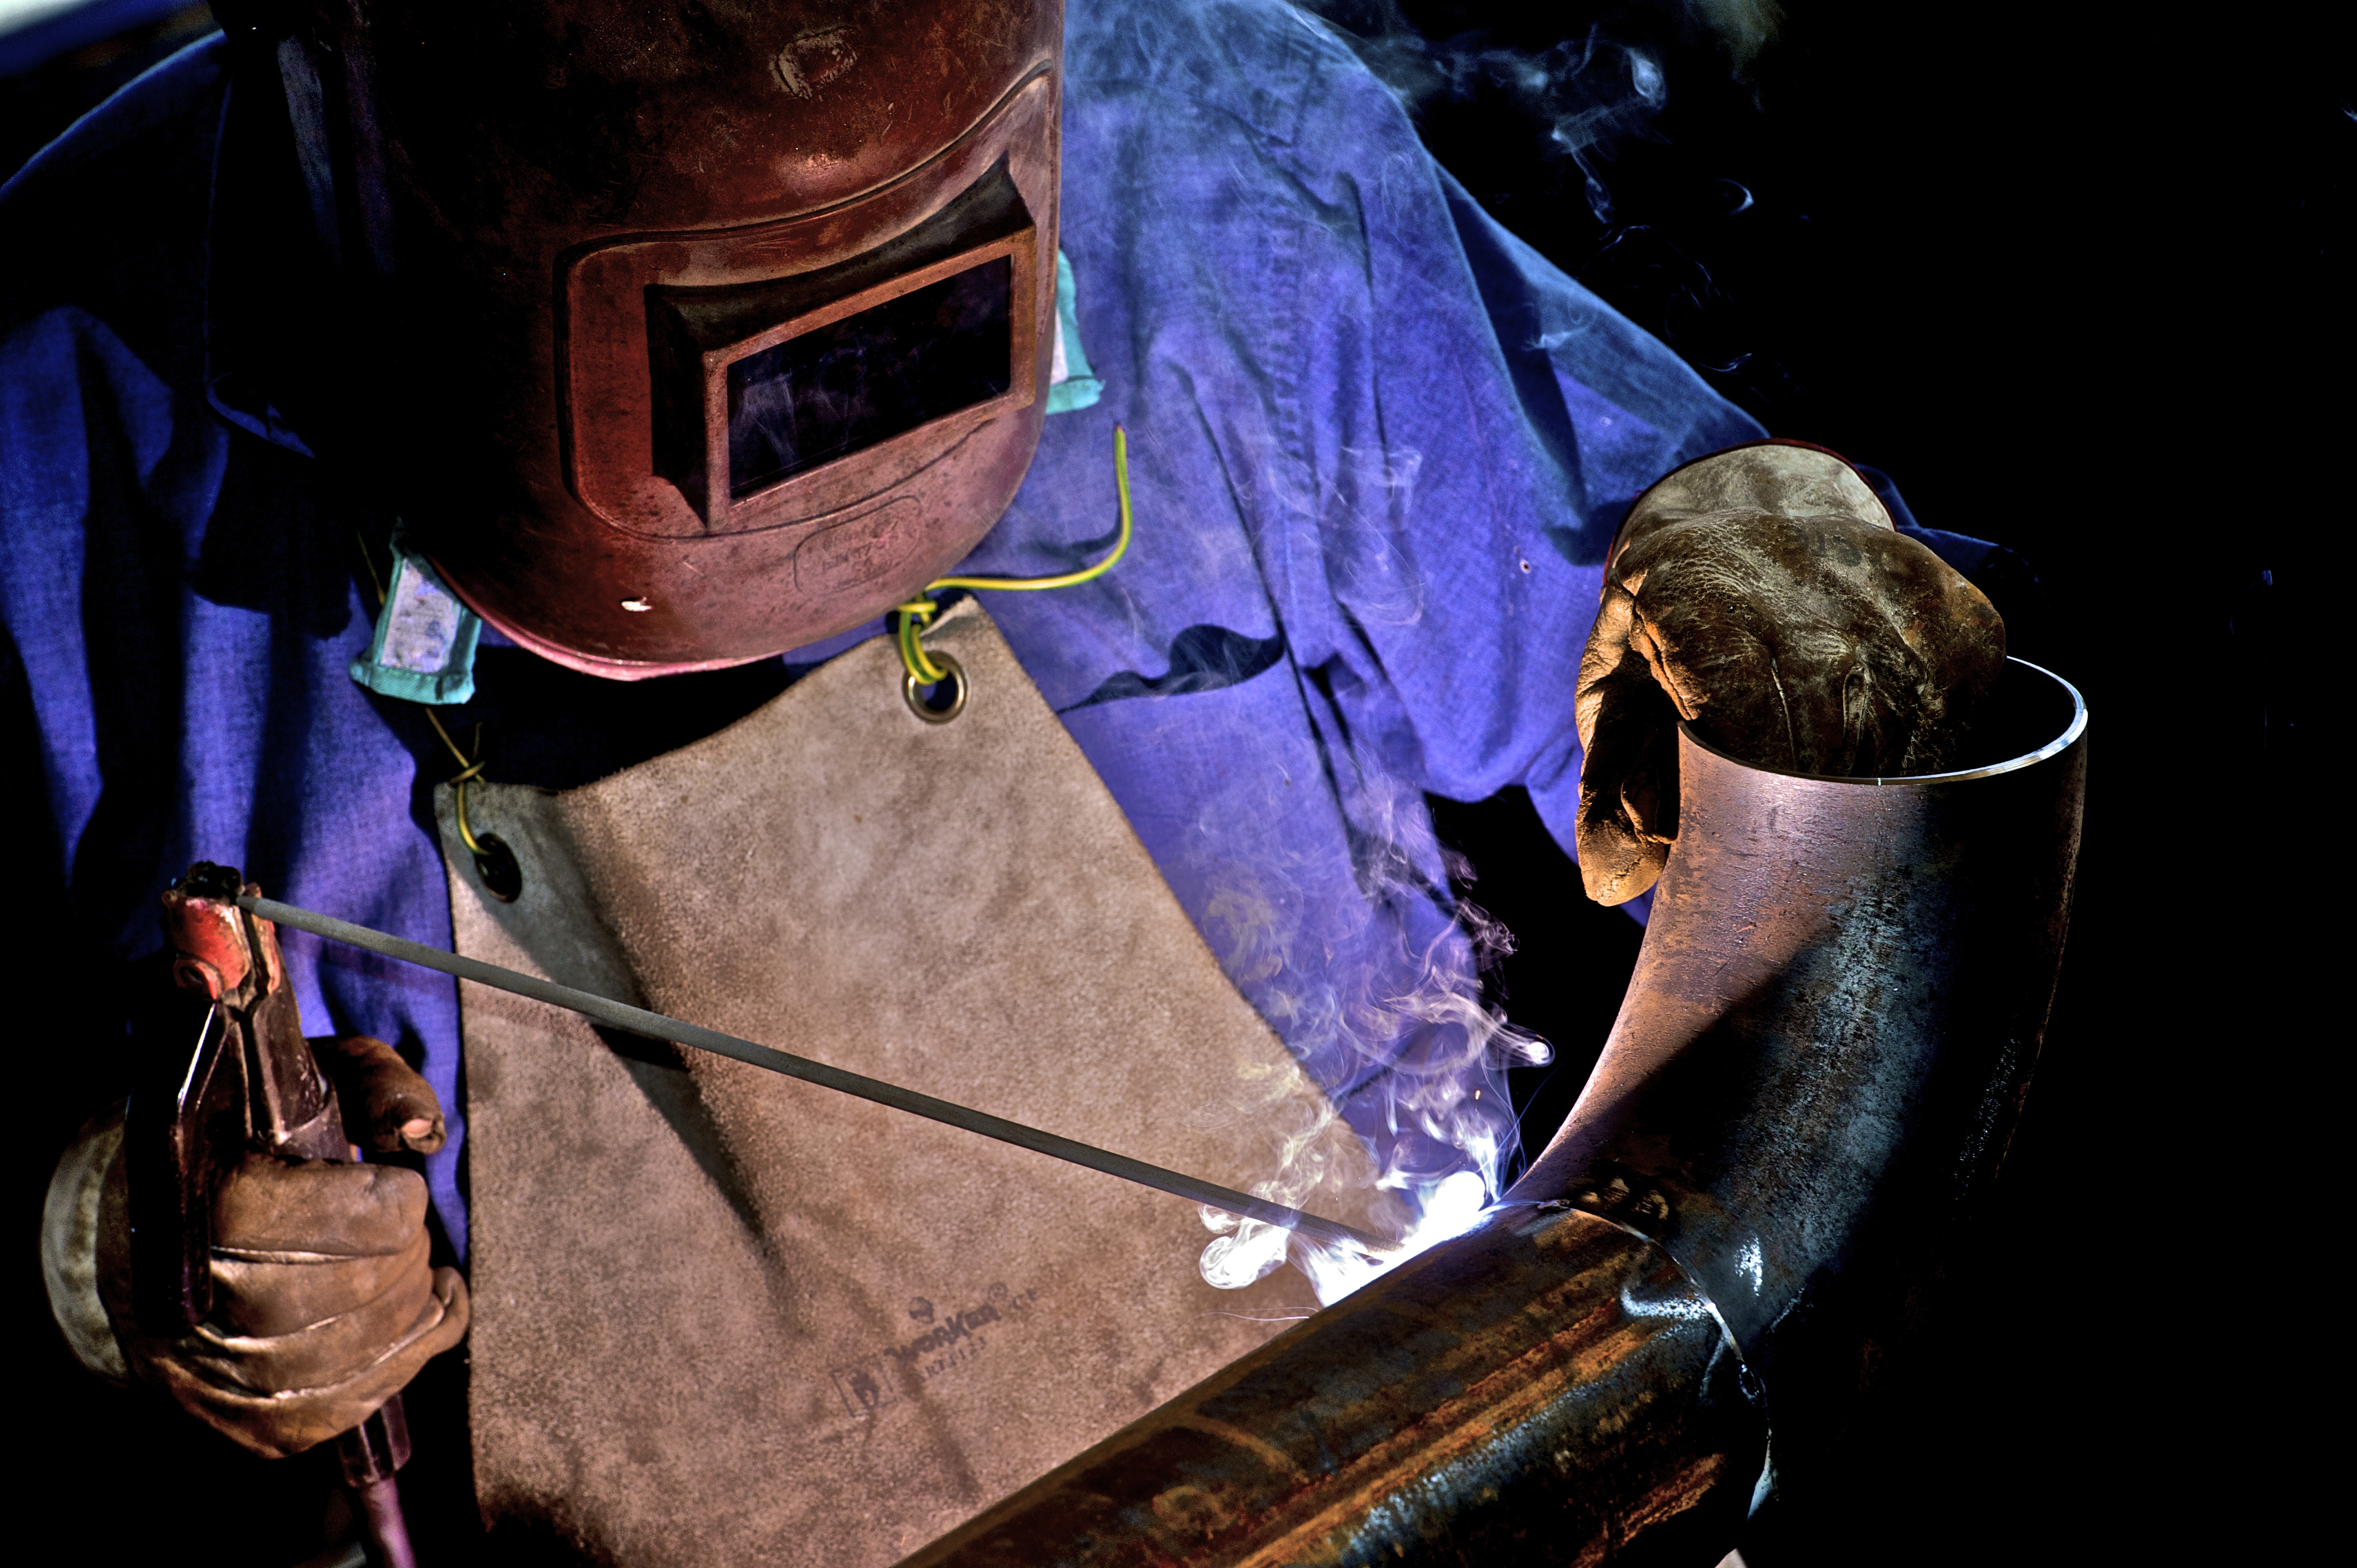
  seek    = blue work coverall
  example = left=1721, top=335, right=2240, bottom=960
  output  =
left=6, top=0, right=1828, bottom=1254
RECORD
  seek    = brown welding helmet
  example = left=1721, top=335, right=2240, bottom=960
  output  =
left=267, top=0, right=1063, bottom=676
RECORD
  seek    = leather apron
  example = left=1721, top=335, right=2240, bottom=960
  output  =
left=435, top=600, right=1390, bottom=1564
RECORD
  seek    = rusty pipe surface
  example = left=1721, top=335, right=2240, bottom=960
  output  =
left=901, top=1203, right=1761, bottom=1567
left=902, top=659, right=2086, bottom=1567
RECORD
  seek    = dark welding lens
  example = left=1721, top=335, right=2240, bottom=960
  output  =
left=646, top=162, right=1032, bottom=523
left=725, top=255, right=1013, bottom=498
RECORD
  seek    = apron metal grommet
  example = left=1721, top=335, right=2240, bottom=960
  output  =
left=471, top=833, right=524, bottom=901
left=903, top=652, right=968, bottom=724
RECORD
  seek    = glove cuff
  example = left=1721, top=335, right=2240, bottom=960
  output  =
left=132, top=1267, right=469, bottom=1458
left=41, top=1102, right=131, bottom=1383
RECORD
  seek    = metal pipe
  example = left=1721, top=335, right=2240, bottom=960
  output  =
left=899, top=658, right=2087, bottom=1565
left=899, top=1201, right=1762, bottom=1567
left=1521, top=657, right=2088, bottom=1511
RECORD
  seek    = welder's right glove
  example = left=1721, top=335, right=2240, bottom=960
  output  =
left=1574, top=442, right=2008, bottom=905
left=56, top=1036, right=470, bottom=1459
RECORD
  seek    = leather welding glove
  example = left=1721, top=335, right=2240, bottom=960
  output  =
left=1575, top=442, right=2007, bottom=905
left=74, top=1036, right=469, bottom=1459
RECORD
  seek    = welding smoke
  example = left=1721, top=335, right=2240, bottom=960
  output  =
left=1128, top=455, right=1554, bottom=1306
left=1157, top=4, right=1788, bottom=1307
left=1293, top=0, right=1782, bottom=222
left=1181, top=761, right=1552, bottom=1304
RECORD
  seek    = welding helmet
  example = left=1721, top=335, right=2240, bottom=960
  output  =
left=239, top=0, right=1062, bottom=676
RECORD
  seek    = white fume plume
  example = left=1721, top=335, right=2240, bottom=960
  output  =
left=1295, top=2, right=1678, bottom=224
left=1172, top=676, right=1551, bottom=1306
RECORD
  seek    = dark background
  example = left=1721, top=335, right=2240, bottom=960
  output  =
left=5, top=1, right=2338, bottom=1562
left=1387, top=3, right=2337, bottom=1564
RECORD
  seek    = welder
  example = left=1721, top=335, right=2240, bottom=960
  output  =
left=5, top=0, right=2008, bottom=1561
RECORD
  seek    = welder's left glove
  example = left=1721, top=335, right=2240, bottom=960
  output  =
left=1574, top=442, right=2008, bottom=905
left=92, top=1143, right=468, bottom=1459
left=50, top=1036, right=469, bottom=1459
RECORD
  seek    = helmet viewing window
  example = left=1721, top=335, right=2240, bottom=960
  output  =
left=725, top=256, right=1012, bottom=497
left=644, top=162, right=1035, bottom=528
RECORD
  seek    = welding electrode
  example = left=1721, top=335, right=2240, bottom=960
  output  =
left=240, top=894, right=1393, bottom=1255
